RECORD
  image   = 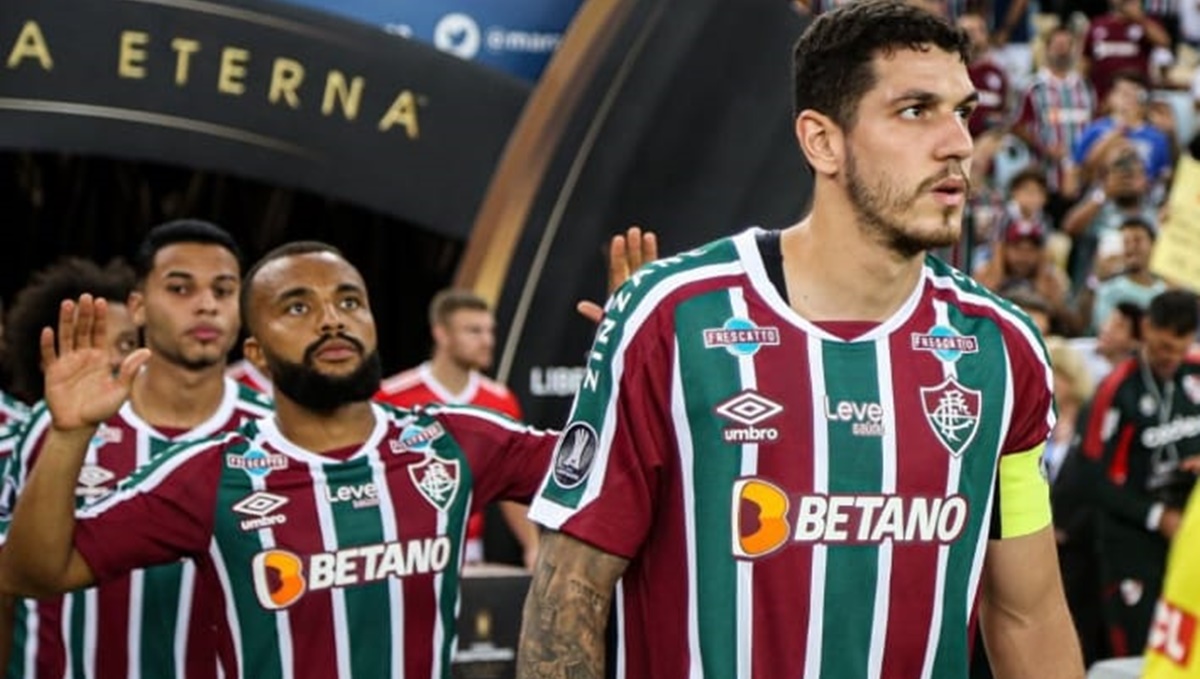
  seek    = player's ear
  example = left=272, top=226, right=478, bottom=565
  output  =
left=795, top=110, right=843, bottom=177
left=243, top=336, right=268, bottom=376
left=127, top=290, right=146, bottom=328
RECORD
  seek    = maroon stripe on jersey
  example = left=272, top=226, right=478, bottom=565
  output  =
left=185, top=572, right=218, bottom=679
left=1083, top=360, right=1138, bottom=460
left=379, top=428, right=442, bottom=679
left=880, top=298, right=953, bottom=678
left=94, top=575, right=133, bottom=678
left=750, top=309, right=815, bottom=679
left=34, top=600, right=67, bottom=679
left=262, top=456, right=340, bottom=679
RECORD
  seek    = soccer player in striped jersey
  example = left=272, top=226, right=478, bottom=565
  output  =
left=518, top=3, right=1084, bottom=678
left=0, top=242, right=557, bottom=679
left=0, top=220, right=268, bottom=679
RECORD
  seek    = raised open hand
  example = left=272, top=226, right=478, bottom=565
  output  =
left=577, top=226, right=659, bottom=324
left=41, top=295, right=150, bottom=431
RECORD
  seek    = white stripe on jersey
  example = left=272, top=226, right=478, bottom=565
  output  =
left=669, top=343, right=704, bottom=679
left=365, top=445, right=406, bottom=679
left=20, top=599, right=36, bottom=679
left=127, top=569, right=144, bottom=679
left=209, top=540, right=245, bottom=679
left=867, top=336, right=898, bottom=679
left=431, top=463, right=456, bottom=679
left=730, top=288, right=756, bottom=679
left=531, top=262, right=745, bottom=529
left=421, top=403, right=549, bottom=435
left=803, top=335, right=829, bottom=679
left=920, top=301, right=969, bottom=679
left=174, top=563, right=197, bottom=678
left=309, top=465, right=353, bottom=679
left=252, top=469, right=297, bottom=679
left=614, top=580, right=627, bottom=679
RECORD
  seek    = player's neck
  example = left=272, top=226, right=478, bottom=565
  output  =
left=129, top=356, right=228, bottom=428
left=273, top=397, right=376, bottom=453
left=427, top=354, right=473, bottom=396
left=779, top=209, right=925, bottom=322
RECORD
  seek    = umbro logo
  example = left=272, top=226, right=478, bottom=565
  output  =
left=715, top=390, right=783, bottom=443
left=231, top=491, right=289, bottom=531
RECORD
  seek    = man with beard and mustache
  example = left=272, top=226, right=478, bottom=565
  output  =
left=0, top=241, right=558, bottom=679
left=0, top=220, right=272, bottom=679
left=516, top=3, right=1083, bottom=679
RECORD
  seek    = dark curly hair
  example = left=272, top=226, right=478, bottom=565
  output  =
left=793, top=0, right=970, bottom=130
left=3, top=257, right=136, bottom=404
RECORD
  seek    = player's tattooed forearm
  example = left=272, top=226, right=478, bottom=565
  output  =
left=516, top=533, right=626, bottom=679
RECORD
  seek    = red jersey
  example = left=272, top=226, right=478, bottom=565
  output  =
left=1083, top=14, right=1161, bottom=100
left=376, top=362, right=522, bottom=420
left=967, top=57, right=1009, bottom=137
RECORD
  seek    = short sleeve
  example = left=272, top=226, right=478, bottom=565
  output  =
left=528, top=287, right=676, bottom=559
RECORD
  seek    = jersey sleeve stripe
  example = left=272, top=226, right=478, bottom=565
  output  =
left=530, top=261, right=744, bottom=529
left=75, top=435, right=231, bottom=518
left=420, top=403, right=550, bottom=435
left=996, top=445, right=1052, bottom=538
left=1083, top=360, right=1137, bottom=460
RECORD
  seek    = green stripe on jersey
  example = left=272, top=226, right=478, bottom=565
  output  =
left=819, top=340, right=883, bottom=679
left=325, top=459, right=390, bottom=679
left=930, top=303, right=1011, bottom=678
left=431, top=432, right=472, bottom=679
left=213, top=440, right=287, bottom=679
left=675, top=290, right=744, bottom=678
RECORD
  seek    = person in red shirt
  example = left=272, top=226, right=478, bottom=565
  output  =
left=958, top=11, right=1010, bottom=139
left=1082, top=0, right=1170, bottom=102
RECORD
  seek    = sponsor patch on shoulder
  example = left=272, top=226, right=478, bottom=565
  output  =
left=552, top=422, right=598, bottom=489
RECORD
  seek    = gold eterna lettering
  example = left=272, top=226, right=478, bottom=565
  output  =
left=218, top=46, right=249, bottom=95
left=170, top=38, right=200, bottom=86
left=118, top=31, right=149, bottom=79
left=7, top=20, right=53, bottom=70
left=269, top=57, right=304, bottom=108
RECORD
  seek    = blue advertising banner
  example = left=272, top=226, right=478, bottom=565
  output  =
left=279, top=0, right=583, bottom=81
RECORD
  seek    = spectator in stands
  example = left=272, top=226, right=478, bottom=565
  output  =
left=1082, top=0, right=1172, bottom=101
left=960, top=12, right=1011, bottom=138
left=1062, top=140, right=1159, bottom=290
left=988, top=0, right=1035, bottom=81
left=975, top=217, right=1076, bottom=332
left=2, top=257, right=139, bottom=406
left=1090, top=217, right=1167, bottom=333
left=1074, top=71, right=1173, bottom=188
left=1013, top=25, right=1097, bottom=223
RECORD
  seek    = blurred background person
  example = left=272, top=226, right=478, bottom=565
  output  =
left=1075, top=290, right=1200, bottom=659
left=1082, top=0, right=1171, bottom=101
left=1012, top=24, right=1096, bottom=225
left=1088, top=217, right=1167, bottom=334
left=2, top=257, right=138, bottom=407
left=1074, top=300, right=1145, bottom=385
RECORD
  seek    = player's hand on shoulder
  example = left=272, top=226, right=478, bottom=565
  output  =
left=42, top=295, right=150, bottom=431
left=576, top=225, right=659, bottom=324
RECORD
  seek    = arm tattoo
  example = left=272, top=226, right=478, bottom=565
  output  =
left=517, top=532, right=629, bottom=679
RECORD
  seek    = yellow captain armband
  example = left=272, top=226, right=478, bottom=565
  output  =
left=995, top=444, right=1052, bottom=539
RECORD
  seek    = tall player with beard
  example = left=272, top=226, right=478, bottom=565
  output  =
left=518, top=2, right=1083, bottom=678
left=0, top=242, right=558, bottom=679
left=0, top=220, right=272, bottom=679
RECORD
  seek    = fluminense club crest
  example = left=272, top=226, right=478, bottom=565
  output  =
left=920, top=377, right=982, bottom=457
left=408, top=455, right=461, bottom=512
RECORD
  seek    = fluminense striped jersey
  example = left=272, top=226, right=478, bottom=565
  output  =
left=0, top=389, right=31, bottom=427
left=530, top=228, right=1056, bottom=679
left=71, top=402, right=556, bottom=679
left=2, top=378, right=273, bottom=679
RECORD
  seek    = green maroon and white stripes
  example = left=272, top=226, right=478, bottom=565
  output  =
left=530, top=228, right=1056, bottom=679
